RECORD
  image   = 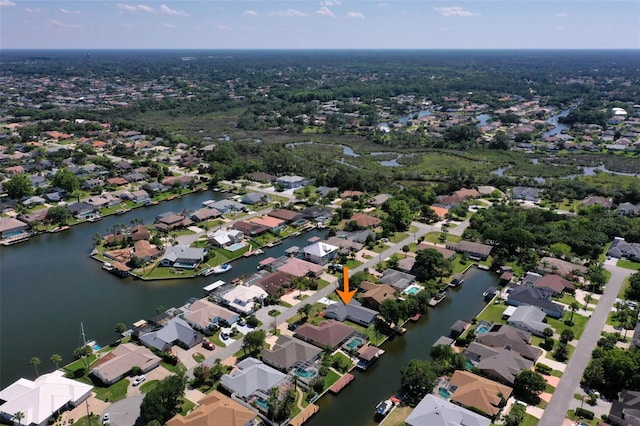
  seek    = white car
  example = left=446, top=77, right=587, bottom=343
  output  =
left=102, top=413, right=110, bottom=424
left=133, top=375, right=146, bottom=386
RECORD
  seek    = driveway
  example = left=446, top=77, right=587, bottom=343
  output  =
left=538, top=264, right=632, bottom=425
left=102, top=394, right=144, bottom=426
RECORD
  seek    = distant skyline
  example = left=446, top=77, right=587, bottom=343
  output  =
left=1, top=1, right=639, bottom=50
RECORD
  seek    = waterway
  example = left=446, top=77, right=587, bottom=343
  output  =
left=307, top=266, right=499, bottom=426
left=0, top=190, right=326, bottom=387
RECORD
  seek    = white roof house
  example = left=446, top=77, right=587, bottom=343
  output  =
left=209, top=229, right=244, bottom=247
left=303, top=241, right=338, bottom=265
left=0, top=371, right=92, bottom=426
left=507, top=305, right=549, bottom=337
left=221, top=285, right=268, bottom=314
left=405, top=394, right=490, bottom=426
left=220, top=358, right=287, bottom=400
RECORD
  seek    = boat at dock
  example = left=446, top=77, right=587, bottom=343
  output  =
left=374, top=399, right=395, bottom=419
left=102, top=262, right=114, bottom=271
left=409, top=313, right=421, bottom=322
left=429, top=291, right=447, bottom=307
left=200, top=267, right=216, bottom=277
left=449, top=274, right=464, bottom=287
left=213, top=263, right=232, bottom=274
left=115, top=208, right=132, bottom=215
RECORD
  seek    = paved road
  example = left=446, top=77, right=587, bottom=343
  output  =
left=190, top=221, right=439, bottom=375
left=539, top=264, right=632, bottom=426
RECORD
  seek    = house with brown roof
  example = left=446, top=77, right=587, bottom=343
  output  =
left=255, top=271, right=293, bottom=296
left=261, top=335, right=322, bottom=372
left=446, top=240, right=493, bottom=260
left=358, top=281, right=397, bottom=310
left=130, top=225, right=151, bottom=241
left=0, top=218, right=28, bottom=238
left=350, top=213, right=382, bottom=228
left=417, top=242, right=456, bottom=260
left=277, top=257, right=324, bottom=278
left=166, top=391, right=257, bottom=426
left=154, top=213, right=192, bottom=232
left=232, top=220, right=270, bottom=237
left=341, top=190, right=365, bottom=199
left=536, top=256, right=587, bottom=278
left=248, top=171, right=276, bottom=183
left=463, top=342, right=534, bottom=385
left=449, top=370, right=512, bottom=418
left=533, top=274, right=575, bottom=295
left=325, top=236, right=364, bottom=253
left=183, top=298, right=239, bottom=331
left=91, top=343, right=161, bottom=385
left=249, top=216, right=286, bottom=231
left=132, top=240, right=162, bottom=261
left=294, top=320, right=357, bottom=350
left=107, top=177, right=128, bottom=186
left=267, top=208, right=303, bottom=223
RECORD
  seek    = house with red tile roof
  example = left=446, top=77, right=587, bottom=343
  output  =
left=294, top=320, right=357, bottom=350
left=533, top=274, right=575, bottom=295
left=278, top=257, right=324, bottom=278
left=350, top=213, right=382, bottom=228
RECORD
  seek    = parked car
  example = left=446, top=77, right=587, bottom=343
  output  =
left=133, top=375, right=146, bottom=386
left=237, top=318, right=246, bottom=326
left=220, top=332, right=229, bottom=340
left=102, top=413, right=110, bottom=424
left=202, top=340, right=215, bottom=350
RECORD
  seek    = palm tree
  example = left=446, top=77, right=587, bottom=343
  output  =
left=50, top=353, right=62, bottom=369
left=13, top=411, right=24, bottom=426
left=568, top=301, right=580, bottom=324
left=115, top=323, right=127, bottom=343
left=29, top=357, right=41, bottom=377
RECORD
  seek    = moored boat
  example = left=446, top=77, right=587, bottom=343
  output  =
left=374, top=399, right=394, bottom=419
left=213, top=263, right=232, bottom=274
left=200, top=267, right=216, bottom=277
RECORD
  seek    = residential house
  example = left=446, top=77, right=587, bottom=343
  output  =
left=209, top=229, right=244, bottom=248
left=608, top=389, right=640, bottom=426
left=233, top=220, right=270, bottom=237
left=324, top=300, right=378, bottom=327
left=132, top=240, right=162, bottom=262
left=294, top=320, right=357, bottom=350
left=261, top=335, right=322, bottom=372
left=417, top=243, right=456, bottom=260
left=204, top=199, right=246, bottom=214
left=533, top=274, right=575, bottom=295
left=0, top=371, right=93, bottom=426
left=166, top=391, right=257, bottom=426
left=190, top=207, right=222, bottom=222
left=449, top=370, right=512, bottom=418
left=581, top=196, right=613, bottom=209
left=475, top=324, right=542, bottom=361
left=154, top=213, right=192, bottom=232
left=255, top=271, right=293, bottom=296
left=91, top=343, right=161, bottom=385
left=130, top=225, right=151, bottom=241
left=397, top=257, right=416, bottom=274
left=183, top=298, right=239, bottom=331
left=631, top=322, right=640, bottom=350
left=340, top=190, right=364, bottom=199
left=300, top=206, right=333, bottom=221
left=404, top=394, right=491, bottom=426
left=130, top=189, right=150, bottom=203
left=316, top=186, right=338, bottom=197
left=507, top=285, right=565, bottom=319
left=463, top=342, right=533, bottom=385
left=249, top=216, right=286, bottom=232
left=537, top=256, right=587, bottom=277
left=446, top=241, right=493, bottom=260
left=139, top=317, right=203, bottom=352
left=368, top=194, right=391, bottom=206
left=277, top=257, right=324, bottom=278
left=358, top=281, right=397, bottom=310
left=325, top=236, right=364, bottom=254
left=343, top=229, right=376, bottom=244
left=241, top=192, right=270, bottom=205
left=107, top=177, right=128, bottom=186
left=221, top=285, right=268, bottom=314
left=437, top=188, right=480, bottom=206
left=350, top=213, right=382, bottom=228
left=303, top=241, right=339, bottom=265
left=67, top=201, right=97, bottom=220
left=268, top=208, right=303, bottom=224
left=378, top=269, right=416, bottom=291
left=450, top=320, right=471, bottom=339
left=507, top=306, right=549, bottom=337
left=247, top=171, right=276, bottom=183
left=608, top=237, right=640, bottom=261
left=276, top=175, right=308, bottom=189
left=21, top=196, right=46, bottom=207
left=0, top=217, right=28, bottom=238
left=159, top=246, right=206, bottom=269
left=511, top=186, right=543, bottom=202
left=82, top=177, right=104, bottom=190
left=220, top=358, right=287, bottom=400
left=618, top=202, right=640, bottom=216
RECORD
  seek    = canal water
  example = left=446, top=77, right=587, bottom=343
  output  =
left=307, top=266, right=499, bottom=426
left=0, top=190, right=326, bottom=387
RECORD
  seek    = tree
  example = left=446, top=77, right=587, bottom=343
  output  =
left=115, top=323, right=127, bottom=342
left=140, top=373, right=186, bottom=425
left=73, top=345, right=93, bottom=368
left=568, top=301, right=580, bottom=325
left=4, top=174, right=34, bottom=199
left=384, top=199, right=413, bottom=232
left=29, top=357, right=41, bottom=377
left=242, top=329, right=266, bottom=356
left=297, top=303, right=312, bottom=319
left=553, top=342, right=569, bottom=362
left=50, top=353, right=62, bottom=369
left=379, top=299, right=404, bottom=325
left=45, top=205, right=72, bottom=225
left=626, top=272, right=640, bottom=302
left=503, top=402, right=525, bottom=426
left=52, top=168, right=80, bottom=192
left=513, top=370, right=546, bottom=404
left=400, top=359, right=438, bottom=405
left=411, top=248, right=453, bottom=282
left=13, top=411, right=25, bottom=426
left=560, top=329, right=575, bottom=344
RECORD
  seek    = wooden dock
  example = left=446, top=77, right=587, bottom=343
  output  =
left=329, top=373, right=355, bottom=394
left=288, top=404, right=319, bottom=426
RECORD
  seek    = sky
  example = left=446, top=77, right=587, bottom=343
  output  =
left=1, top=0, right=639, bottom=50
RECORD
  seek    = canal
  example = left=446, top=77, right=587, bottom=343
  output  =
left=307, top=266, right=499, bottom=426
left=0, top=190, right=326, bottom=387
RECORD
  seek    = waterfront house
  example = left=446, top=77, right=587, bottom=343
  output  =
left=0, top=371, right=93, bottom=426
left=608, top=389, right=640, bottom=426
left=154, top=212, right=192, bottom=232
left=506, top=286, right=565, bottom=319
left=205, top=199, right=247, bottom=214
left=166, top=391, right=257, bottom=426
left=294, top=319, right=357, bottom=350
left=132, top=240, right=162, bottom=261
left=448, top=370, right=512, bottom=418
left=183, top=298, right=239, bottom=331
left=209, top=229, right=244, bottom=248
left=300, top=206, right=333, bottom=221
left=358, top=281, right=397, bottom=310
left=67, top=201, right=97, bottom=220
left=325, top=236, right=364, bottom=254
left=261, top=335, right=322, bottom=372
left=405, top=394, right=490, bottom=426
left=343, top=229, right=376, bottom=244
left=91, top=343, right=161, bottom=385
left=378, top=269, right=416, bottom=291
left=190, top=207, right=222, bottom=222
left=475, top=324, right=542, bottom=361
left=450, top=320, right=471, bottom=339
left=276, top=175, right=308, bottom=189
left=533, top=274, right=575, bottom=295
left=268, top=208, right=303, bottom=224
left=249, top=216, right=286, bottom=233
left=416, top=242, right=456, bottom=260
left=324, top=299, right=378, bottom=327
left=159, top=246, right=206, bottom=269
left=0, top=217, right=28, bottom=238
left=232, top=220, right=270, bottom=237
left=463, top=342, right=534, bottom=385
left=220, top=358, right=287, bottom=400
left=221, top=285, right=268, bottom=314
left=303, top=241, right=338, bottom=265
left=507, top=306, right=549, bottom=337
left=241, top=192, right=269, bottom=205
left=139, top=317, right=203, bottom=352
left=277, top=257, right=324, bottom=278
left=446, top=241, right=493, bottom=261
left=356, top=345, right=384, bottom=370
left=255, top=271, right=293, bottom=296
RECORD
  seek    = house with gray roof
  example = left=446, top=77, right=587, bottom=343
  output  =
left=507, top=306, right=549, bottom=337
left=475, top=324, right=542, bottom=362
left=241, top=192, right=269, bottom=205
left=324, top=300, right=378, bottom=326
left=506, top=285, right=565, bottom=319
left=276, top=175, right=308, bottom=189
left=138, top=317, right=203, bottom=352
left=618, top=202, right=640, bottom=216
left=511, top=186, right=542, bottom=202
left=446, top=241, right=493, bottom=260
left=220, top=358, right=287, bottom=400
left=204, top=199, right=247, bottom=214
left=463, top=342, right=534, bottom=385
left=378, top=269, right=416, bottom=291
left=261, top=336, right=322, bottom=372
left=159, top=245, right=206, bottom=269
left=405, top=394, right=490, bottom=426
left=608, top=237, right=640, bottom=261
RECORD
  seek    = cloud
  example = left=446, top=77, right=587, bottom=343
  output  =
left=25, top=7, right=42, bottom=13
left=160, top=4, right=189, bottom=16
left=215, top=25, right=230, bottom=31
left=243, top=10, right=257, bottom=16
left=556, top=12, right=568, bottom=18
left=48, top=19, right=82, bottom=30
left=320, top=0, right=341, bottom=6
left=0, top=0, right=16, bottom=7
left=60, top=8, right=81, bottom=14
left=316, top=6, right=335, bottom=18
left=433, top=6, right=478, bottom=17
left=346, top=11, right=364, bottom=19
left=268, top=9, right=308, bottom=17
left=161, top=23, right=177, bottom=29
left=117, top=4, right=155, bottom=13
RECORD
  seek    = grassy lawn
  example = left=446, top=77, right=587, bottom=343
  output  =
left=317, top=279, right=332, bottom=290
left=521, top=413, right=541, bottom=426
left=193, top=352, right=205, bottom=363
left=139, top=379, right=159, bottom=394
left=475, top=300, right=509, bottom=324
left=389, top=232, right=409, bottom=244
left=161, top=361, right=186, bottom=375
left=94, top=379, right=130, bottom=402
left=555, top=293, right=579, bottom=305
left=72, top=415, right=101, bottom=426
left=566, top=409, right=600, bottom=425
left=617, top=259, right=640, bottom=270
left=142, top=265, right=199, bottom=279
left=208, top=333, right=227, bottom=348
left=451, top=259, right=473, bottom=275
left=287, top=303, right=326, bottom=325
left=345, top=259, right=362, bottom=269
left=381, top=405, right=412, bottom=426
left=618, top=276, right=631, bottom=299
left=180, top=398, right=197, bottom=416
left=322, top=369, right=341, bottom=392
left=344, top=320, right=392, bottom=346
left=422, top=232, right=461, bottom=244
left=546, top=312, right=589, bottom=340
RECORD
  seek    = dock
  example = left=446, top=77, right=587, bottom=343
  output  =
left=429, top=292, right=447, bottom=307
left=288, top=404, right=319, bottom=426
left=329, top=373, right=355, bottom=394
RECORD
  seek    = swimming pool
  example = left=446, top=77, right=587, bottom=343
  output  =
left=475, top=321, right=493, bottom=334
left=345, top=337, right=364, bottom=350
left=405, top=286, right=420, bottom=295
left=254, top=398, right=269, bottom=411
left=294, top=368, right=317, bottom=379
left=227, top=242, right=247, bottom=252
left=438, top=387, right=452, bottom=399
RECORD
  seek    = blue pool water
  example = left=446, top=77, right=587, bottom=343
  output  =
left=93, top=344, right=102, bottom=351
left=255, top=398, right=269, bottom=411
left=405, top=287, right=420, bottom=295
left=465, top=360, right=474, bottom=370
left=295, top=368, right=317, bottom=379
left=476, top=325, right=490, bottom=334
left=227, top=242, right=247, bottom=252
left=346, top=338, right=363, bottom=350
left=438, top=387, right=451, bottom=399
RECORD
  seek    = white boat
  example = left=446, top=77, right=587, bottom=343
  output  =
left=213, top=263, right=232, bottom=274
left=375, top=399, right=394, bottom=418
left=102, top=262, right=114, bottom=271
left=201, top=267, right=216, bottom=277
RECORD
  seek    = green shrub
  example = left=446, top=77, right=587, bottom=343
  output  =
left=535, top=363, right=553, bottom=375
left=575, top=407, right=594, bottom=420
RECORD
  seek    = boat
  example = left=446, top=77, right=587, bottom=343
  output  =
left=115, top=208, right=131, bottom=215
left=213, top=263, right=232, bottom=274
left=200, top=267, right=216, bottom=277
left=409, top=313, right=421, bottom=322
left=87, top=215, right=102, bottom=222
left=102, top=262, right=114, bottom=271
left=49, top=227, right=60, bottom=233
left=450, top=275, right=464, bottom=287
left=429, top=291, right=447, bottom=307
left=375, top=399, right=394, bottom=418
left=58, top=225, right=70, bottom=232
left=253, top=249, right=264, bottom=255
